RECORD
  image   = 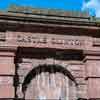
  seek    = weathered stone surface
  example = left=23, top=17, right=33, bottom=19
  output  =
left=76, top=78, right=86, bottom=85
left=71, top=70, right=85, bottom=78
left=87, top=78, right=100, bottom=98
left=68, top=64, right=85, bottom=78
left=6, top=32, right=93, bottom=50
left=77, top=84, right=87, bottom=98
left=0, top=63, right=15, bottom=75
left=0, top=76, right=13, bottom=84
left=0, top=85, right=15, bottom=98
left=0, top=57, right=14, bottom=64
left=85, top=60, right=100, bottom=77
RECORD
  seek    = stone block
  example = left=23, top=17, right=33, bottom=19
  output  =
left=77, top=84, right=87, bottom=98
left=68, top=64, right=85, bottom=78
left=86, top=61, right=100, bottom=77
left=0, top=76, right=13, bottom=85
left=69, top=64, right=84, bottom=71
left=87, top=78, right=100, bottom=99
left=0, top=85, right=15, bottom=98
left=0, top=63, right=15, bottom=75
left=0, top=57, right=14, bottom=64
left=71, top=70, right=85, bottom=78
left=76, top=78, right=86, bottom=85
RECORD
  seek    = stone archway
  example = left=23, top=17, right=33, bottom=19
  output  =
left=22, top=64, right=77, bottom=100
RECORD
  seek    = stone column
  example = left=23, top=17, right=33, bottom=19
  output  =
left=0, top=46, right=17, bottom=99
left=84, top=49, right=100, bottom=99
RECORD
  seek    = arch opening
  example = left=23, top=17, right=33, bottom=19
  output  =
left=22, top=64, right=77, bottom=100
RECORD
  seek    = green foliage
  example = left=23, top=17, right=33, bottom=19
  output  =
left=89, top=16, right=100, bottom=26
left=95, top=18, right=100, bottom=26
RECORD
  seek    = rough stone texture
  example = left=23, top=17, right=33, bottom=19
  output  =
left=85, top=60, right=100, bottom=77
left=87, top=78, right=100, bottom=98
left=0, top=63, right=15, bottom=75
left=84, top=54, right=100, bottom=99
left=0, top=85, right=15, bottom=98
left=77, top=84, right=87, bottom=98
left=0, top=76, right=13, bottom=85
left=0, top=51, right=16, bottom=99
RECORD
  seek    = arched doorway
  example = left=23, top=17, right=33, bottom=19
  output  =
left=22, top=64, right=77, bottom=100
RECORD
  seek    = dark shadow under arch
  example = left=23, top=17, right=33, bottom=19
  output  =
left=22, top=64, right=77, bottom=94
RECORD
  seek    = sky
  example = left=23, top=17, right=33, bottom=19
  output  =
left=0, top=0, right=100, bottom=17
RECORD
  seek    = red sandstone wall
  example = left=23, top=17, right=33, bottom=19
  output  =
left=0, top=31, right=100, bottom=99
left=0, top=52, right=15, bottom=99
left=86, top=59, right=100, bottom=98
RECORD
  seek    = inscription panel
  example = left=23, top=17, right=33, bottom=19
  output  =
left=6, top=32, right=92, bottom=50
left=17, top=34, right=82, bottom=45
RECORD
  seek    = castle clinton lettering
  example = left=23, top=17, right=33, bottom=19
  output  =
left=17, top=34, right=82, bottom=46
left=6, top=32, right=92, bottom=50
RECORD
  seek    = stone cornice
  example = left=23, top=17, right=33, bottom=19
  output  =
left=0, top=46, right=17, bottom=57
left=0, top=11, right=98, bottom=28
left=0, top=46, right=17, bottom=52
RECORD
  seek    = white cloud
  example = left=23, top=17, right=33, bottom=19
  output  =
left=82, top=0, right=100, bottom=17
